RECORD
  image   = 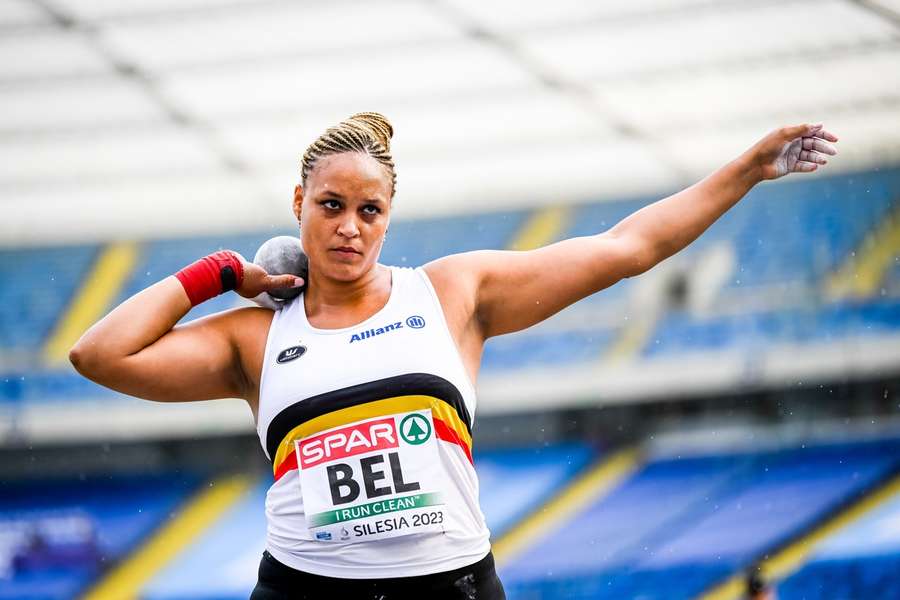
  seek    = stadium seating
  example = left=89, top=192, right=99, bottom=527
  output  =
left=0, top=169, right=897, bottom=405
left=0, top=472, right=204, bottom=600
left=500, top=437, right=900, bottom=600
left=0, top=245, right=98, bottom=353
left=777, top=491, right=900, bottom=599
left=114, top=232, right=279, bottom=323
left=483, top=329, right=615, bottom=371
left=646, top=297, right=900, bottom=357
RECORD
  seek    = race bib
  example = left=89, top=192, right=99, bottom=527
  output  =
left=296, top=409, right=450, bottom=543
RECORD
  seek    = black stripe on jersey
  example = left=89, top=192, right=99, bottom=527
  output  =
left=265, top=372, right=471, bottom=462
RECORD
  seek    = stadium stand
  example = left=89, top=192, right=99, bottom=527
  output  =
left=777, top=491, right=900, bottom=599
left=114, top=233, right=280, bottom=323
left=646, top=297, right=900, bottom=357
left=498, top=437, right=900, bottom=600
left=0, top=472, right=204, bottom=600
left=0, top=245, right=98, bottom=356
left=2, top=168, right=898, bottom=410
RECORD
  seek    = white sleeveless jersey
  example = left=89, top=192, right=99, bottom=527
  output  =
left=256, top=266, right=491, bottom=578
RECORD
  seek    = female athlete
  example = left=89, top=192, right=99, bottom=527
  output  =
left=69, top=113, right=837, bottom=599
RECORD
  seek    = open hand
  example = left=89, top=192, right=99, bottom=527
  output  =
left=236, top=259, right=304, bottom=299
left=753, top=123, right=838, bottom=181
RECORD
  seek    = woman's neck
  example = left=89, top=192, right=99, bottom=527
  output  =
left=302, top=264, right=392, bottom=328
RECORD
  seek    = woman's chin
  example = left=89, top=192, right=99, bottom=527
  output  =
left=321, top=262, right=370, bottom=282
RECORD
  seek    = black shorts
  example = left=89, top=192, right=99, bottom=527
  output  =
left=250, top=549, right=506, bottom=600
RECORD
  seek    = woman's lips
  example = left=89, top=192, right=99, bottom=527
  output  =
left=331, top=248, right=361, bottom=259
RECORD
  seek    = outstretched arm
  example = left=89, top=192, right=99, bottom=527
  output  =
left=430, top=123, right=838, bottom=339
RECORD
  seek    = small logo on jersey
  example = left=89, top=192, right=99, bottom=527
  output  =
left=399, top=413, right=432, bottom=445
left=348, top=320, right=402, bottom=343
left=348, top=316, right=426, bottom=343
left=276, top=345, right=307, bottom=364
left=315, top=531, right=332, bottom=541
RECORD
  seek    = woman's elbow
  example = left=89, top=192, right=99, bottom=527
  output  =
left=68, top=337, right=108, bottom=379
left=608, top=234, right=661, bottom=278
left=69, top=341, right=92, bottom=375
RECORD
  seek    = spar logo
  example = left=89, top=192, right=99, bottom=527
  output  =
left=399, top=414, right=431, bottom=445
left=298, top=418, right=398, bottom=469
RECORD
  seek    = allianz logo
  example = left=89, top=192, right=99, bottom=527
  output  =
left=349, top=315, right=426, bottom=344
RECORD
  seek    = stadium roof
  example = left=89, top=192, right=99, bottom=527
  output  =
left=1, top=0, right=899, bottom=245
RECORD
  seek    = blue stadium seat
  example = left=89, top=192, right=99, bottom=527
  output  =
left=477, top=443, right=598, bottom=538
left=482, top=329, right=614, bottom=372
left=645, top=297, right=900, bottom=357
left=777, top=490, right=900, bottom=599
left=0, top=245, right=98, bottom=352
left=379, top=209, right=530, bottom=266
left=0, top=472, right=204, bottom=600
left=501, top=438, right=900, bottom=600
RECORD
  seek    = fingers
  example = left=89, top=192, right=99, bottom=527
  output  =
left=266, top=274, right=304, bottom=290
left=799, top=150, right=828, bottom=165
left=793, top=160, right=819, bottom=173
left=802, top=137, right=837, bottom=155
left=783, top=123, right=839, bottom=143
left=816, top=129, right=839, bottom=143
left=783, top=123, right=819, bottom=139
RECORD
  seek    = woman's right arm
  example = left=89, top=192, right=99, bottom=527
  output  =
left=69, top=260, right=302, bottom=403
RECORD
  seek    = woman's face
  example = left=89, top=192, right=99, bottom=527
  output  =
left=294, top=152, right=392, bottom=283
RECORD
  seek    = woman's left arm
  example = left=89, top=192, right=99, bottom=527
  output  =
left=430, top=123, right=838, bottom=339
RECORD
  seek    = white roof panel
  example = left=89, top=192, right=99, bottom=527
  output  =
left=0, top=172, right=286, bottom=246
left=0, top=31, right=112, bottom=80
left=0, top=128, right=219, bottom=183
left=160, top=41, right=533, bottom=119
left=594, top=49, right=900, bottom=131
left=522, top=1, right=895, bottom=81
left=218, top=88, right=614, bottom=168
left=101, top=2, right=459, bottom=72
left=870, top=0, right=900, bottom=13
left=657, top=106, right=900, bottom=180
left=443, top=0, right=720, bottom=31
left=43, top=0, right=265, bottom=21
left=0, top=78, right=167, bottom=132
left=0, top=0, right=51, bottom=26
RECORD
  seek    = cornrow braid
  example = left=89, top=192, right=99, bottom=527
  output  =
left=301, top=112, right=397, bottom=196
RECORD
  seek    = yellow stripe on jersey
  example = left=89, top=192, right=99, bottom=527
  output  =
left=272, top=395, right=472, bottom=477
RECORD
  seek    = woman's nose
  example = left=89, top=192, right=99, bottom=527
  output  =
left=337, top=215, right=360, bottom=238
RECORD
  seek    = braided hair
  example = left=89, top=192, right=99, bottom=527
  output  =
left=300, top=112, right=397, bottom=197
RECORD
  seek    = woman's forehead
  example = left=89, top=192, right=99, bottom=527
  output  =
left=307, top=153, right=392, bottom=198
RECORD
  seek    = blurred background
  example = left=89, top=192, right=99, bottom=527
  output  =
left=2, top=0, right=900, bottom=598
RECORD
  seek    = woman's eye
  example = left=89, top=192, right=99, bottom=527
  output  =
left=362, top=205, right=381, bottom=215
left=323, top=200, right=340, bottom=210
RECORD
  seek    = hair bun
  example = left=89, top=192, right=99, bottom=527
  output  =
left=346, top=112, right=393, bottom=151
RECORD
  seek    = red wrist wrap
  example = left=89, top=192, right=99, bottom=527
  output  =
left=175, top=250, right=244, bottom=307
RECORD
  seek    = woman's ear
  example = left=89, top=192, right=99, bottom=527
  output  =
left=293, top=184, right=304, bottom=223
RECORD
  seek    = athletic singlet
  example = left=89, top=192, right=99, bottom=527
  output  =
left=256, top=265, right=491, bottom=579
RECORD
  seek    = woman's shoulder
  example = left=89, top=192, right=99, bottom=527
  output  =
left=201, top=305, right=276, bottom=343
